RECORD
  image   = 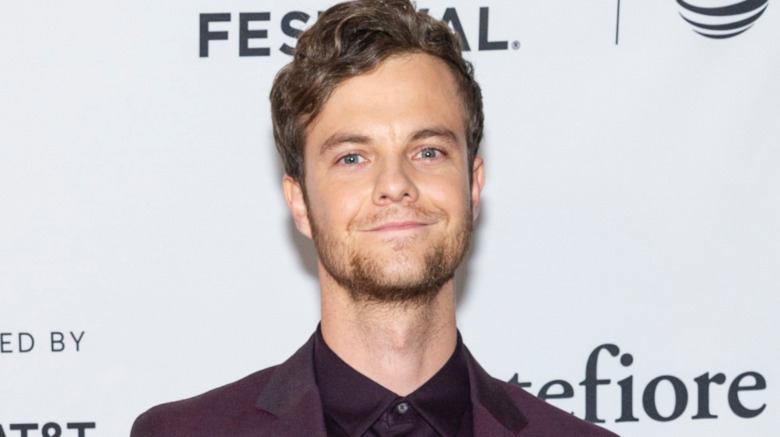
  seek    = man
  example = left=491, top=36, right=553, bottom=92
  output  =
left=131, top=1, right=618, bottom=435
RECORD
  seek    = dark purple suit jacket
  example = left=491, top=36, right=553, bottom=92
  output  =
left=131, top=336, right=618, bottom=436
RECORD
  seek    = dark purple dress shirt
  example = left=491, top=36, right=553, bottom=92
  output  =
left=314, top=328, right=473, bottom=437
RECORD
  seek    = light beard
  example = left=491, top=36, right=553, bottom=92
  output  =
left=310, top=207, right=473, bottom=307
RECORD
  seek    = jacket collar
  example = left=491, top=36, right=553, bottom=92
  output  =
left=255, top=336, right=327, bottom=437
left=464, top=345, right=528, bottom=436
left=255, top=333, right=528, bottom=437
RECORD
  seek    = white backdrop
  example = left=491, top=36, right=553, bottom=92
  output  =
left=1, top=1, right=778, bottom=435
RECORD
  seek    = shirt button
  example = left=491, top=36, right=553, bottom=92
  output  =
left=395, top=402, right=410, bottom=414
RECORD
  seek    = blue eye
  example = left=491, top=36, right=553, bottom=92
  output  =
left=340, top=154, right=364, bottom=165
left=418, top=148, right=440, bottom=159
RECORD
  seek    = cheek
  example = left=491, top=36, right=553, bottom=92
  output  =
left=309, top=178, right=369, bottom=229
left=423, top=172, right=471, bottom=208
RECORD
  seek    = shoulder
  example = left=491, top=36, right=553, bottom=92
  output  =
left=130, top=366, right=278, bottom=437
left=497, top=380, right=620, bottom=437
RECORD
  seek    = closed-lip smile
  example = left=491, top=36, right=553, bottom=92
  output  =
left=368, top=221, right=430, bottom=232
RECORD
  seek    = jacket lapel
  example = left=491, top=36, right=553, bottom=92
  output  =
left=465, top=346, right=528, bottom=437
left=255, top=336, right=328, bottom=437
left=254, top=335, right=529, bottom=437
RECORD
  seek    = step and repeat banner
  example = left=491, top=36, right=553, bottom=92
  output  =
left=1, top=1, right=777, bottom=435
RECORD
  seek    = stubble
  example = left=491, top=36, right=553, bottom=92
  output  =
left=310, top=205, right=473, bottom=307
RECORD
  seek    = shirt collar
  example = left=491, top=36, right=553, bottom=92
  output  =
left=313, top=325, right=471, bottom=436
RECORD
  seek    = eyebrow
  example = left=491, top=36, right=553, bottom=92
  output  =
left=318, top=127, right=461, bottom=155
left=410, top=127, right=459, bottom=145
left=319, top=133, right=372, bottom=155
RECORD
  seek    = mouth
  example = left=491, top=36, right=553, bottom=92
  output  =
left=367, top=221, right=431, bottom=232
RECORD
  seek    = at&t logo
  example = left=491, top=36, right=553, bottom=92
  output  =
left=677, top=0, right=769, bottom=39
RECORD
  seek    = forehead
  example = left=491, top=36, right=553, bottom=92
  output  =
left=305, top=53, right=466, bottom=155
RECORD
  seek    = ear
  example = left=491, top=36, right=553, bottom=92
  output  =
left=470, top=156, right=485, bottom=220
left=283, top=174, right=313, bottom=239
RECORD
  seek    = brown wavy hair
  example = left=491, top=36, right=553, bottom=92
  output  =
left=270, top=0, right=483, bottom=187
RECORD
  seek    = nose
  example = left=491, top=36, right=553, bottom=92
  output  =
left=371, top=157, right=419, bottom=205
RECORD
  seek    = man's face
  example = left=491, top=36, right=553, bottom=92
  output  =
left=284, top=53, right=485, bottom=304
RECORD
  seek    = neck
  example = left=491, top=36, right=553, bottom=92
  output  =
left=319, top=266, right=458, bottom=396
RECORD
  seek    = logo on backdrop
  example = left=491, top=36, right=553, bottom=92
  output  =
left=0, top=422, right=95, bottom=437
left=199, top=6, right=518, bottom=57
left=509, top=344, right=767, bottom=425
left=677, top=0, right=769, bottom=39
left=0, top=331, right=85, bottom=354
